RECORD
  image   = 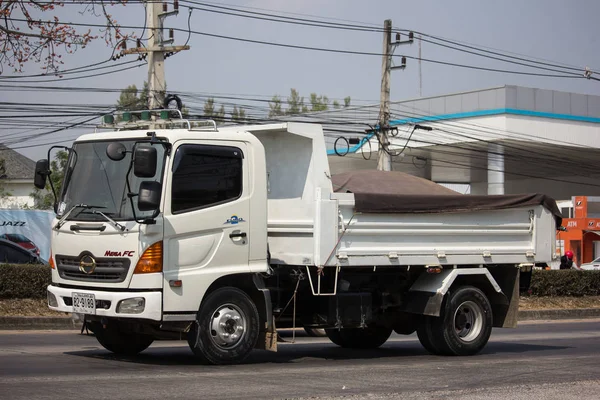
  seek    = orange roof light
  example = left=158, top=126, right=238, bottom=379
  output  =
left=134, top=241, right=163, bottom=274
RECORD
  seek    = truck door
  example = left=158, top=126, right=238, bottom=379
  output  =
left=162, top=142, right=250, bottom=314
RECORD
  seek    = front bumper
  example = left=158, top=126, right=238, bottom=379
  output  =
left=47, top=285, right=162, bottom=321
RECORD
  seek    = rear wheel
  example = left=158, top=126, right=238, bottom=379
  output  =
left=416, top=316, right=446, bottom=355
left=304, top=327, right=327, bottom=337
left=432, top=286, right=493, bottom=356
left=187, top=287, right=260, bottom=365
left=325, top=325, right=392, bottom=349
left=88, top=321, right=154, bottom=356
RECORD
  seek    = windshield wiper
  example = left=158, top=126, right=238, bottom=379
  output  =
left=91, top=210, right=127, bottom=232
left=54, top=204, right=106, bottom=230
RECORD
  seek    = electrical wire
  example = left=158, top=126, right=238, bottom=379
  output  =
left=3, top=17, right=589, bottom=80
left=0, top=61, right=146, bottom=84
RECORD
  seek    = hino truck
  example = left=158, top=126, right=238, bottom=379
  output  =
left=36, top=113, right=561, bottom=365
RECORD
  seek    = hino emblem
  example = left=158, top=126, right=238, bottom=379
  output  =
left=79, top=255, right=97, bottom=275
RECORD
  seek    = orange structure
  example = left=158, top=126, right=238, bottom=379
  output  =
left=557, top=196, right=600, bottom=266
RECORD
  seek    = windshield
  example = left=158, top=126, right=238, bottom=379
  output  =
left=59, top=140, right=166, bottom=222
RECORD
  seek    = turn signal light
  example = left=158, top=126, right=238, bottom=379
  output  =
left=134, top=241, right=163, bottom=274
left=49, top=251, right=55, bottom=269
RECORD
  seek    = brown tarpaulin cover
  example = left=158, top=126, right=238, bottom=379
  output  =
left=331, top=170, right=562, bottom=226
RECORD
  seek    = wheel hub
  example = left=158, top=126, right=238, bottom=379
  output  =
left=210, top=304, right=247, bottom=349
left=453, top=300, right=483, bottom=342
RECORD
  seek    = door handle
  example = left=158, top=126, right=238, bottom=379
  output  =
left=229, top=232, right=247, bottom=239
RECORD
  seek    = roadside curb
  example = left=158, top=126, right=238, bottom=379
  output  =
left=1, top=309, right=600, bottom=330
left=0, top=316, right=79, bottom=330
left=518, top=308, right=600, bottom=321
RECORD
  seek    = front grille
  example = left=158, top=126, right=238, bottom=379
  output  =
left=56, top=254, right=131, bottom=283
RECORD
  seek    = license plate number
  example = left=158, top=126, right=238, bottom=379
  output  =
left=72, top=292, right=96, bottom=314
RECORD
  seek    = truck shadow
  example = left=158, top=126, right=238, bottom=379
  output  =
left=64, top=339, right=570, bottom=367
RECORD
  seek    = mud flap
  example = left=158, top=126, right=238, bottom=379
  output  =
left=257, top=316, right=278, bottom=352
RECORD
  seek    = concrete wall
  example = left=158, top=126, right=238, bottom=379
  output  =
left=0, top=181, right=35, bottom=208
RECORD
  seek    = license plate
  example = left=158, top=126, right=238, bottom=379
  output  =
left=72, top=292, right=96, bottom=314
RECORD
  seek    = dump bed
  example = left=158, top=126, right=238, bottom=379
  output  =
left=267, top=170, right=560, bottom=268
left=248, top=123, right=561, bottom=269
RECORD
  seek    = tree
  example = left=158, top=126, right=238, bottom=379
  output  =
left=0, top=158, right=11, bottom=199
left=309, top=93, right=329, bottom=112
left=203, top=98, right=215, bottom=118
left=287, top=88, right=307, bottom=115
left=30, top=150, right=68, bottom=210
left=116, top=83, right=148, bottom=111
left=269, top=89, right=350, bottom=117
left=215, top=104, right=226, bottom=123
left=231, top=105, right=247, bottom=123
left=269, top=95, right=284, bottom=118
left=1, top=1, right=132, bottom=74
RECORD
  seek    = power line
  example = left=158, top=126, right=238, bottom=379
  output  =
left=0, top=61, right=146, bottom=83
left=416, top=36, right=583, bottom=77
left=413, top=31, right=598, bottom=74
left=3, top=17, right=588, bottom=80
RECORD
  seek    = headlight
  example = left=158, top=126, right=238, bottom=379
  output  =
left=47, top=291, right=58, bottom=307
left=116, top=297, right=145, bottom=314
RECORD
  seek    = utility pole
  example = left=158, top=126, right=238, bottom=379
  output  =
left=122, top=1, right=190, bottom=110
left=376, top=20, right=412, bottom=171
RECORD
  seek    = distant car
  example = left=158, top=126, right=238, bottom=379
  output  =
left=580, top=257, right=600, bottom=271
left=0, top=238, right=45, bottom=265
left=0, top=233, right=40, bottom=256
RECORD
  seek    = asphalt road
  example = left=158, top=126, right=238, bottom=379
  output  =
left=1, top=319, right=599, bottom=399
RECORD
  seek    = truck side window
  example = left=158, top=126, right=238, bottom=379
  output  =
left=171, top=144, right=243, bottom=214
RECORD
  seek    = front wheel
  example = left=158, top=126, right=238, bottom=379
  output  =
left=87, top=321, right=154, bottom=356
left=325, top=325, right=392, bottom=349
left=432, top=285, right=493, bottom=356
left=187, top=287, right=260, bottom=365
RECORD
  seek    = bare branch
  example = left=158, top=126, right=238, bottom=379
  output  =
left=0, top=0, right=131, bottom=74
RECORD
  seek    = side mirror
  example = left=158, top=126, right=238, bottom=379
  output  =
left=134, top=145, right=157, bottom=178
left=138, top=181, right=162, bottom=212
left=34, top=159, right=50, bottom=189
left=106, top=142, right=127, bottom=161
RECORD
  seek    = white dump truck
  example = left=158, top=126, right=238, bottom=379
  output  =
left=36, top=113, right=561, bottom=364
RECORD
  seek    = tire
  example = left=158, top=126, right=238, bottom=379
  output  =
left=187, top=287, right=260, bottom=365
left=416, top=315, right=446, bottom=355
left=304, top=327, right=327, bottom=337
left=88, top=321, right=154, bottom=356
left=432, top=286, right=493, bottom=356
left=325, top=325, right=392, bottom=349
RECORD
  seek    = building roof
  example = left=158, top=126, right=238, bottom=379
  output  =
left=0, top=145, right=35, bottom=180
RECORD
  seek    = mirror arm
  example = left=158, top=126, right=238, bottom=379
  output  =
left=45, top=145, right=68, bottom=211
left=125, top=145, right=142, bottom=224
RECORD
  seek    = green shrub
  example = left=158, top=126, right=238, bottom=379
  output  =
left=528, top=269, right=600, bottom=297
left=0, top=264, right=52, bottom=299
left=1, top=263, right=600, bottom=300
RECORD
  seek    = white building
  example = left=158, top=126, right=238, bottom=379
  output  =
left=0, top=145, right=36, bottom=208
left=311, top=85, right=600, bottom=201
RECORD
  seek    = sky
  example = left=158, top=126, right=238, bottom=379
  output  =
left=1, top=0, right=599, bottom=162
